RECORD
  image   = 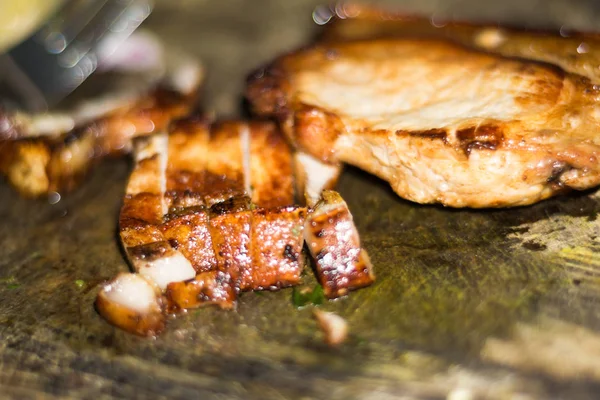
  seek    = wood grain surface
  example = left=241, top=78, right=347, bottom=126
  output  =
left=2, top=0, right=600, bottom=399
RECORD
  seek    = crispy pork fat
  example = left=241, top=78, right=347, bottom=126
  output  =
left=97, top=119, right=374, bottom=336
left=247, top=13, right=600, bottom=207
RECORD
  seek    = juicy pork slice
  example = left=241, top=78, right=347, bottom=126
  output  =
left=0, top=48, right=202, bottom=197
left=248, top=121, right=295, bottom=208
left=162, top=120, right=305, bottom=310
left=305, top=190, right=374, bottom=298
left=99, top=119, right=374, bottom=334
left=119, top=133, right=195, bottom=291
left=95, top=273, right=165, bottom=337
left=241, top=206, right=306, bottom=290
left=165, top=201, right=308, bottom=308
left=247, top=38, right=600, bottom=207
left=166, top=270, right=234, bottom=310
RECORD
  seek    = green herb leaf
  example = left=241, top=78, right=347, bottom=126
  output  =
left=0, top=276, right=17, bottom=284
left=0, top=276, right=19, bottom=289
left=311, top=285, right=325, bottom=305
left=74, top=279, right=85, bottom=289
left=292, top=284, right=325, bottom=308
left=291, top=225, right=302, bottom=237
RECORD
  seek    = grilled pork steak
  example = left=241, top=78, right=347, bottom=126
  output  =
left=247, top=26, right=600, bottom=207
left=97, top=119, right=374, bottom=336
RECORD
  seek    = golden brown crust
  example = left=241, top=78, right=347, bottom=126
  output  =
left=0, top=139, right=51, bottom=197
left=290, top=105, right=343, bottom=163
left=161, top=208, right=217, bottom=273
left=95, top=287, right=165, bottom=337
left=305, top=190, right=374, bottom=299
left=208, top=200, right=252, bottom=292
left=248, top=121, right=295, bottom=208
left=240, top=206, right=306, bottom=291
left=100, top=119, right=374, bottom=335
left=165, top=271, right=235, bottom=311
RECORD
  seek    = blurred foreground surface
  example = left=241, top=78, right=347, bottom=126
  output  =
left=2, top=0, right=600, bottom=398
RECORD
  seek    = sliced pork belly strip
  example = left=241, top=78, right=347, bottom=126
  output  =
left=166, top=270, right=235, bottom=311
left=120, top=133, right=168, bottom=241
left=239, top=206, right=307, bottom=291
left=202, top=121, right=248, bottom=206
left=208, top=196, right=253, bottom=293
left=99, top=118, right=376, bottom=334
left=247, top=38, right=600, bottom=207
left=247, top=121, right=295, bottom=208
left=305, top=190, right=374, bottom=299
left=95, top=273, right=165, bottom=337
left=119, top=133, right=195, bottom=290
left=165, top=116, right=211, bottom=209
left=163, top=196, right=254, bottom=310
left=161, top=207, right=217, bottom=274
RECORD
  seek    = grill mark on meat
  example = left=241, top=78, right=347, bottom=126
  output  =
left=128, top=241, right=172, bottom=262
left=399, top=128, right=448, bottom=142
left=456, top=124, right=504, bottom=156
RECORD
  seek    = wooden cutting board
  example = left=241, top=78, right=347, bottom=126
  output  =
left=1, top=0, right=600, bottom=398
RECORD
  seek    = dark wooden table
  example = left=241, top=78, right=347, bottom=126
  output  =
left=2, top=0, right=600, bottom=398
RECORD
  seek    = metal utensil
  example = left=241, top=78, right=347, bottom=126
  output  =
left=0, top=0, right=152, bottom=112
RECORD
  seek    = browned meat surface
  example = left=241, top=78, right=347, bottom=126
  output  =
left=119, top=133, right=196, bottom=292
left=247, top=35, right=600, bottom=207
left=98, top=118, right=374, bottom=335
left=0, top=128, right=96, bottom=197
left=161, top=208, right=216, bottom=273
left=0, top=46, right=202, bottom=198
left=166, top=270, right=235, bottom=311
left=0, top=86, right=198, bottom=197
left=242, top=206, right=306, bottom=290
left=305, top=190, right=374, bottom=298
left=248, top=121, right=295, bottom=208
left=95, top=273, right=166, bottom=338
